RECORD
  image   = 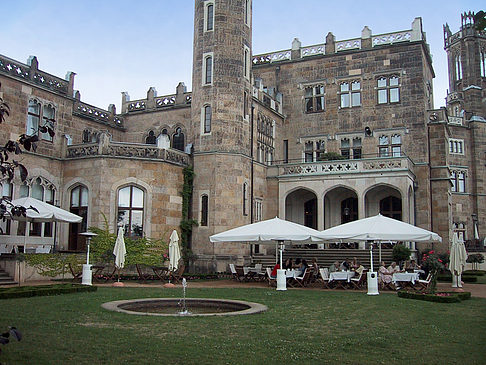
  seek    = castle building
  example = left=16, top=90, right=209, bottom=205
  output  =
left=0, top=1, right=484, bottom=272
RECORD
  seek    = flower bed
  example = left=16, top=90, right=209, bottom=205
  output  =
left=397, top=290, right=471, bottom=303
left=0, top=284, right=97, bottom=300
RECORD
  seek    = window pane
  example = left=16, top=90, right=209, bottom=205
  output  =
left=132, top=187, right=144, bottom=208
left=20, top=185, right=29, bottom=198
left=71, top=187, right=80, bottom=208
left=340, top=83, right=349, bottom=92
left=341, top=139, right=350, bottom=148
left=118, top=187, right=131, bottom=207
left=316, top=96, right=324, bottom=111
left=351, top=92, right=361, bottom=106
left=353, top=148, right=362, bottom=159
left=353, top=138, right=362, bottom=147
left=378, top=89, right=387, bottom=104
left=32, top=181, right=44, bottom=200
left=392, top=146, right=401, bottom=157
left=131, top=210, right=143, bottom=237
left=205, top=57, right=212, bottom=84
left=379, top=147, right=389, bottom=157
left=391, top=134, right=401, bottom=144
left=204, top=105, right=212, bottom=133
left=45, top=187, right=54, bottom=204
left=305, top=97, right=313, bottom=112
left=389, top=76, right=399, bottom=86
left=340, top=94, right=350, bottom=108
left=2, top=182, right=12, bottom=197
left=207, top=4, right=214, bottom=30
left=305, top=88, right=313, bottom=97
left=390, top=88, right=399, bottom=103
left=117, top=209, right=129, bottom=227
left=377, top=78, right=387, bottom=88
left=379, top=136, right=389, bottom=145
left=80, top=187, right=88, bottom=207
left=351, top=81, right=360, bottom=91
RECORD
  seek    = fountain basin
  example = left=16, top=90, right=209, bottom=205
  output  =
left=101, top=298, right=267, bottom=317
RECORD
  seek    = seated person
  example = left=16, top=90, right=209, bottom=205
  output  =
left=378, top=261, right=393, bottom=286
left=296, top=259, right=308, bottom=277
left=329, top=261, right=340, bottom=273
left=351, top=257, right=359, bottom=270
left=340, top=258, right=351, bottom=271
left=387, top=261, right=400, bottom=274
left=311, top=258, right=319, bottom=281
left=354, top=260, right=365, bottom=276
left=406, top=259, right=421, bottom=270
left=270, top=262, right=280, bottom=278
left=283, top=258, right=293, bottom=270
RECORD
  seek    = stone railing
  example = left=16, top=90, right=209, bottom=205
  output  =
left=276, top=156, right=412, bottom=177
left=252, top=50, right=291, bottom=65
left=446, top=91, right=463, bottom=104
left=74, top=101, right=124, bottom=128
left=372, top=30, right=412, bottom=46
left=448, top=116, right=463, bottom=125
left=123, top=84, right=192, bottom=114
left=336, top=38, right=362, bottom=52
left=66, top=141, right=189, bottom=166
left=301, top=44, right=326, bottom=57
left=0, top=54, right=70, bottom=95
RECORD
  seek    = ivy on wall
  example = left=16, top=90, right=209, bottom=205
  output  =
left=180, top=166, right=198, bottom=265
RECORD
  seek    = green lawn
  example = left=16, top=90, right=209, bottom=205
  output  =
left=1, top=286, right=485, bottom=364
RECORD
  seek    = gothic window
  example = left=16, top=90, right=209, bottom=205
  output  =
left=203, top=105, right=212, bottom=134
left=451, top=171, right=466, bottom=193
left=69, top=185, right=88, bottom=251
left=379, top=135, right=389, bottom=157
left=352, top=137, right=362, bottom=159
left=455, top=54, right=462, bottom=81
left=200, top=194, right=208, bottom=226
left=117, top=185, right=144, bottom=238
left=377, top=76, right=400, bottom=104
left=380, top=196, right=402, bottom=221
left=204, top=1, right=214, bottom=32
left=244, top=46, right=251, bottom=80
left=391, top=134, right=402, bottom=157
left=255, top=198, right=262, bottom=222
left=0, top=182, right=12, bottom=235
left=82, top=129, right=91, bottom=143
left=481, top=50, right=486, bottom=78
left=304, top=140, right=325, bottom=162
left=339, top=81, right=361, bottom=108
left=203, top=53, right=213, bottom=85
left=172, top=128, right=185, bottom=151
left=145, top=130, right=156, bottom=144
left=304, top=141, right=313, bottom=162
left=26, top=99, right=55, bottom=141
left=340, top=138, right=350, bottom=159
left=304, top=85, right=325, bottom=113
left=244, top=0, right=250, bottom=26
left=453, top=222, right=466, bottom=241
left=449, top=139, right=464, bottom=154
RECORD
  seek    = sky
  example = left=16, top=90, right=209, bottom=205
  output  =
left=1, top=1, right=482, bottom=111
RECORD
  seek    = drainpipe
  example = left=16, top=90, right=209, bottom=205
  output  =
left=427, top=123, right=434, bottom=250
left=250, top=103, right=255, bottom=257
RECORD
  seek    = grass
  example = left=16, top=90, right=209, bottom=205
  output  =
left=0, top=286, right=485, bottom=364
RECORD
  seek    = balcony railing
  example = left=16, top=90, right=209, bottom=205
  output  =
left=66, top=140, right=189, bottom=166
left=272, top=155, right=413, bottom=177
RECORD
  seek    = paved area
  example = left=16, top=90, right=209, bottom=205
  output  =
left=3, top=279, right=486, bottom=298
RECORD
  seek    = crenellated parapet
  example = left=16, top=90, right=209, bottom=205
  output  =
left=0, top=54, right=74, bottom=96
left=122, top=82, right=191, bottom=114
left=73, top=99, right=125, bottom=129
left=253, top=18, right=426, bottom=65
left=444, top=11, right=486, bottom=49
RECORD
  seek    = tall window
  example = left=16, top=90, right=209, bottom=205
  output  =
left=340, top=138, right=350, bottom=159
left=391, top=134, right=402, bottom=157
left=255, top=199, right=262, bottom=222
left=26, top=99, right=55, bottom=141
left=283, top=139, right=289, bottom=163
left=244, top=46, right=250, bottom=80
left=200, top=194, right=208, bottom=226
left=0, top=182, right=12, bottom=235
left=304, top=140, right=325, bottom=162
left=352, top=137, right=362, bottom=159
left=24, top=177, right=55, bottom=238
left=244, top=0, right=250, bottom=25
left=339, top=81, right=361, bottom=108
left=203, top=105, right=212, bottom=134
left=203, top=54, right=213, bottom=85
left=455, top=54, right=462, bottom=81
left=305, top=85, right=325, bottom=113
left=379, top=135, right=390, bottom=157
left=449, top=139, right=464, bottom=154
left=243, top=183, right=249, bottom=216
left=145, top=130, right=156, bottom=144
left=451, top=171, right=466, bottom=193
left=304, top=141, right=314, bottom=162
left=204, top=1, right=214, bottom=32
left=69, top=185, right=88, bottom=251
left=377, top=76, right=400, bottom=104
left=117, top=185, right=144, bottom=237
left=172, top=128, right=185, bottom=151
left=453, top=222, right=466, bottom=241
left=481, top=50, right=486, bottom=78
left=380, top=196, right=402, bottom=220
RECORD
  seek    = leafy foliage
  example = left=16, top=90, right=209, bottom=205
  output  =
left=474, top=10, right=486, bottom=31
left=22, top=253, right=85, bottom=278
left=179, top=166, right=198, bottom=266
left=317, top=152, right=346, bottom=161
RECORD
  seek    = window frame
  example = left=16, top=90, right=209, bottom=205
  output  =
left=451, top=170, right=466, bottom=193
left=200, top=194, right=209, bottom=227
left=26, top=98, right=55, bottom=142
left=117, top=185, right=145, bottom=238
left=202, top=52, right=214, bottom=86
left=203, top=1, right=215, bottom=32
left=339, top=80, right=361, bottom=109
left=377, top=75, right=400, bottom=105
left=449, top=138, right=464, bottom=155
left=243, top=45, right=251, bottom=80
left=202, top=104, right=212, bottom=135
left=304, top=84, right=325, bottom=113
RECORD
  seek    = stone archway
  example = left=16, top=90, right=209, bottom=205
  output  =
left=365, top=185, right=403, bottom=220
left=323, top=187, right=358, bottom=228
left=285, top=188, right=318, bottom=229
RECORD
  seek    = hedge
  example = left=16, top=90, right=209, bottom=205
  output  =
left=0, top=284, right=97, bottom=300
left=397, top=290, right=471, bottom=303
left=436, top=274, right=477, bottom=283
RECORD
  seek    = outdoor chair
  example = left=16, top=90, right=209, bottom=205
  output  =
left=415, top=272, right=433, bottom=291
left=229, top=264, right=246, bottom=282
left=294, top=268, right=313, bottom=287
left=135, top=264, right=153, bottom=282
left=319, top=268, right=332, bottom=289
left=266, top=267, right=276, bottom=287
left=169, top=263, right=185, bottom=284
left=350, top=269, right=367, bottom=289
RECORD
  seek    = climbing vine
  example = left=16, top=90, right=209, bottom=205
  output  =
left=180, top=166, right=198, bottom=265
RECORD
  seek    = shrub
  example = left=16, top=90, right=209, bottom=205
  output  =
left=392, top=244, right=411, bottom=264
left=317, top=152, right=346, bottom=161
left=466, top=253, right=485, bottom=270
left=397, top=290, right=471, bottom=303
left=0, top=284, right=96, bottom=300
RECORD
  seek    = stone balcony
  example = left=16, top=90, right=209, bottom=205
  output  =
left=268, top=155, right=414, bottom=179
left=65, top=137, right=190, bottom=167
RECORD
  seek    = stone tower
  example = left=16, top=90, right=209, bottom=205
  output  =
left=190, top=0, right=253, bottom=271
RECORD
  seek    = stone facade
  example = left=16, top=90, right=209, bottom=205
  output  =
left=0, top=3, right=484, bottom=275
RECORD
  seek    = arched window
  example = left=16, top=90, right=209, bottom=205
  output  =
left=27, top=99, right=40, bottom=137
left=204, top=2, right=214, bottom=32
left=341, top=197, right=358, bottom=224
left=201, top=194, right=208, bottom=226
left=203, top=105, right=212, bottom=134
left=69, top=185, right=89, bottom=251
left=243, top=183, right=249, bottom=216
left=157, top=129, right=170, bottom=149
left=172, top=128, right=185, bottom=151
left=117, top=185, right=144, bottom=238
left=145, top=130, right=156, bottom=144
left=380, top=196, right=402, bottom=221
left=204, top=55, right=213, bottom=85
left=455, top=54, right=462, bottom=81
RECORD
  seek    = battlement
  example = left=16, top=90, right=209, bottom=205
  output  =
left=253, top=18, right=426, bottom=65
left=121, top=82, right=191, bottom=114
left=0, top=54, right=74, bottom=96
left=444, top=11, right=486, bottom=49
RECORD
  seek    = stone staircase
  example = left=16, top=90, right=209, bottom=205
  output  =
left=0, top=268, right=17, bottom=285
left=251, top=248, right=394, bottom=271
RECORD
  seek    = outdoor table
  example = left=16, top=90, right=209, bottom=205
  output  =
left=285, top=269, right=298, bottom=287
left=329, top=271, right=355, bottom=282
left=152, top=266, right=169, bottom=281
left=392, top=272, right=419, bottom=289
left=243, top=266, right=262, bottom=281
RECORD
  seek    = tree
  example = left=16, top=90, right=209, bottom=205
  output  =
left=474, top=11, right=486, bottom=31
left=0, top=82, right=54, bottom=225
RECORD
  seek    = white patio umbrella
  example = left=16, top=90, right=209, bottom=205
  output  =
left=8, top=197, right=82, bottom=223
left=113, top=226, right=127, bottom=283
left=317, top=214, right=442, bottom=295
left=210, top=217, right=322, bottom=290
left=449, top=232, right=467, bottom=288
left=169, top=230, right=181, bottom=272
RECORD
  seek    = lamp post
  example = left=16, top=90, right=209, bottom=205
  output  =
left=79, top=232, right=97, bottom=285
